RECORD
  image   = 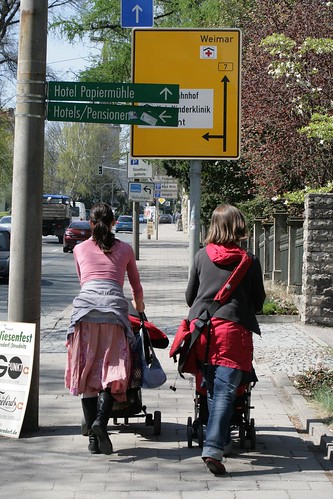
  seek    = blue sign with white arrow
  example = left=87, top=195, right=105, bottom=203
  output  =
left=121, top=0, right=154, bottom=28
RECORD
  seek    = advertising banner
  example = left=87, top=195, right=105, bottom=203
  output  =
left=0, top=322, right=36, bottom=439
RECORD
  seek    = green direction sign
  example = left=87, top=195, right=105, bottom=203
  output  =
left=47, top=81, right=179, bottom=104
left=47, top=102, right=179, bottom=127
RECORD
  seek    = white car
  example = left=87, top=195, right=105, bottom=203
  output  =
left=0, top=215, right=11, bottom=227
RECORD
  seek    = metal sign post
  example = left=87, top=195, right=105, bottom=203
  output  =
left=8, top=0, right=48, bottom=431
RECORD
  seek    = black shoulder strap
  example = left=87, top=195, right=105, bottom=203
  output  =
left=177, top=300, right=227, bottom=376
left=179, top=254, right=251, bottom=374
left=190, top=299, right=224, bottom=351
left=194, top=278, right=230, bottom=330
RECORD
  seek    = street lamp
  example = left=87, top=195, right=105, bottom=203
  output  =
left=100, top=165, right=127, bottom=206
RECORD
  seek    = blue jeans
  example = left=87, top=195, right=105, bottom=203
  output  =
left=201, top=365, right=242, bottom=461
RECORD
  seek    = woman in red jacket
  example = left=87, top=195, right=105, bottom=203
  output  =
left=186, top=204, right=265, bottom=475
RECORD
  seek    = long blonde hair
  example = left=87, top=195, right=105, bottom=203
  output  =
left=205, top=204, right=247, bottom=245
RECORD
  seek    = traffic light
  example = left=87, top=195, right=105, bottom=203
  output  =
left=98, top=166, right=103, bottom=175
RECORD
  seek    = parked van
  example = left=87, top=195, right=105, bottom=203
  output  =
left=71, top=201, right=86, bottom=221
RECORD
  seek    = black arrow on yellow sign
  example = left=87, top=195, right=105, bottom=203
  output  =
left=202, top=76, right=229, bottom=152
left=202, top=132, right=224, bottom=140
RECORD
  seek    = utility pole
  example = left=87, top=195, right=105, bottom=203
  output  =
left=8, top=0, right=48, bottom=430
left=155, top=199, right=159, bottom=241
left=188, top=160, right=202, bottom=274
left=132, top=201, right=140, bottom=259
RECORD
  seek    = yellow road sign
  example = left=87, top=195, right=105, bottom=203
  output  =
left=131, top=28, right=241, bottom=159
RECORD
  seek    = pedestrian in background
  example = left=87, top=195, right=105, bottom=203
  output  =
left=185, top=204, right=265, bottom=475
left=176, top=213, right=183, bottom=231
left=65, top=202, right=145, bottom=455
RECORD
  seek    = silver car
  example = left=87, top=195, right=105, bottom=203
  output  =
left=0, top=215, right=11, bottom=227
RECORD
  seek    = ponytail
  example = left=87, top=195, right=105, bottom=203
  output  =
left=90, top=203, right=116, bottom=252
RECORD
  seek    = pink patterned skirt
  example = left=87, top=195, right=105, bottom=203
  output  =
left=65, top=322, right=132, bottom=402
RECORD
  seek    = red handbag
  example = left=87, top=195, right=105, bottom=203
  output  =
left=169, top=318, right=199, bottom=375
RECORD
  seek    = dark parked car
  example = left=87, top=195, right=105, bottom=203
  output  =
left=159, top=214, right=173, bottom=224
left=63, top=221, right=91, bottom=253
left=139, top=214, right=147, bottom=223
left=115, top=215, right=133, bottom=233
left=0, top=226, right=10, bottom=279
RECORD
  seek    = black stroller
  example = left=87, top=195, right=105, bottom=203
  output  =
left=81, top=310, right=168, bottom=437
left=187, top=370, right=257, bottom=450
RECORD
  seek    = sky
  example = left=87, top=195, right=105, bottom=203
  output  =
left=3, top=33, right=99, bottom=108
left=46, top=3, right=101, bottom=80
left=46, top=32, right=100, bottom=81
left=45, top=31, right=131, bottom=169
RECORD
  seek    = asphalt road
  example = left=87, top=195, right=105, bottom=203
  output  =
left=0, top=231, right=136, bottom=322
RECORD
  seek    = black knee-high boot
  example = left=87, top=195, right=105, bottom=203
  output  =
left=91, top=389, right=114, bottom=455
left=81, top=397, right=101, bottom=454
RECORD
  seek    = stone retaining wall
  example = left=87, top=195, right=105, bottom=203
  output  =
left=301, top=193, right=333, bottom=326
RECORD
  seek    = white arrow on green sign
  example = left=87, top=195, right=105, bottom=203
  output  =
left=47, top=81, right=179, bottom=104
left=47, top=102, right=179, bottom=127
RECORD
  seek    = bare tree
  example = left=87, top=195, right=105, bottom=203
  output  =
left=0, top=0, right=80, bottom=79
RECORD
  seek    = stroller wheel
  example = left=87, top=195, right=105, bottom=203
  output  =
left=239, top=425, right=246, bottom=448
left=187, top=417, right=193, bottom=448
left=197, top=424, right=204, bottom=448
left=249, top=418, right=256, bottom=449
left=145, top=413, right=153, bottom=426
left=153, top=410, right=162, bottom=436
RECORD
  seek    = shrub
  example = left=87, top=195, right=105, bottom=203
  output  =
left=260, top=284, right=299, bottom=315
left=262, top=301, right=278, bottom=315
left=236, top=196, right=275, bottom=230
left=294, top=368, right=333, bottom=396
left=294, top=369, right=333, bottom=425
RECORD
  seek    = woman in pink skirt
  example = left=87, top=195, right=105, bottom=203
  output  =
left=65, top=203, right=144, bottom=455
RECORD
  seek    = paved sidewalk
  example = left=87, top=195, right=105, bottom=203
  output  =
left=1, top=223, right=333, bottom=498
